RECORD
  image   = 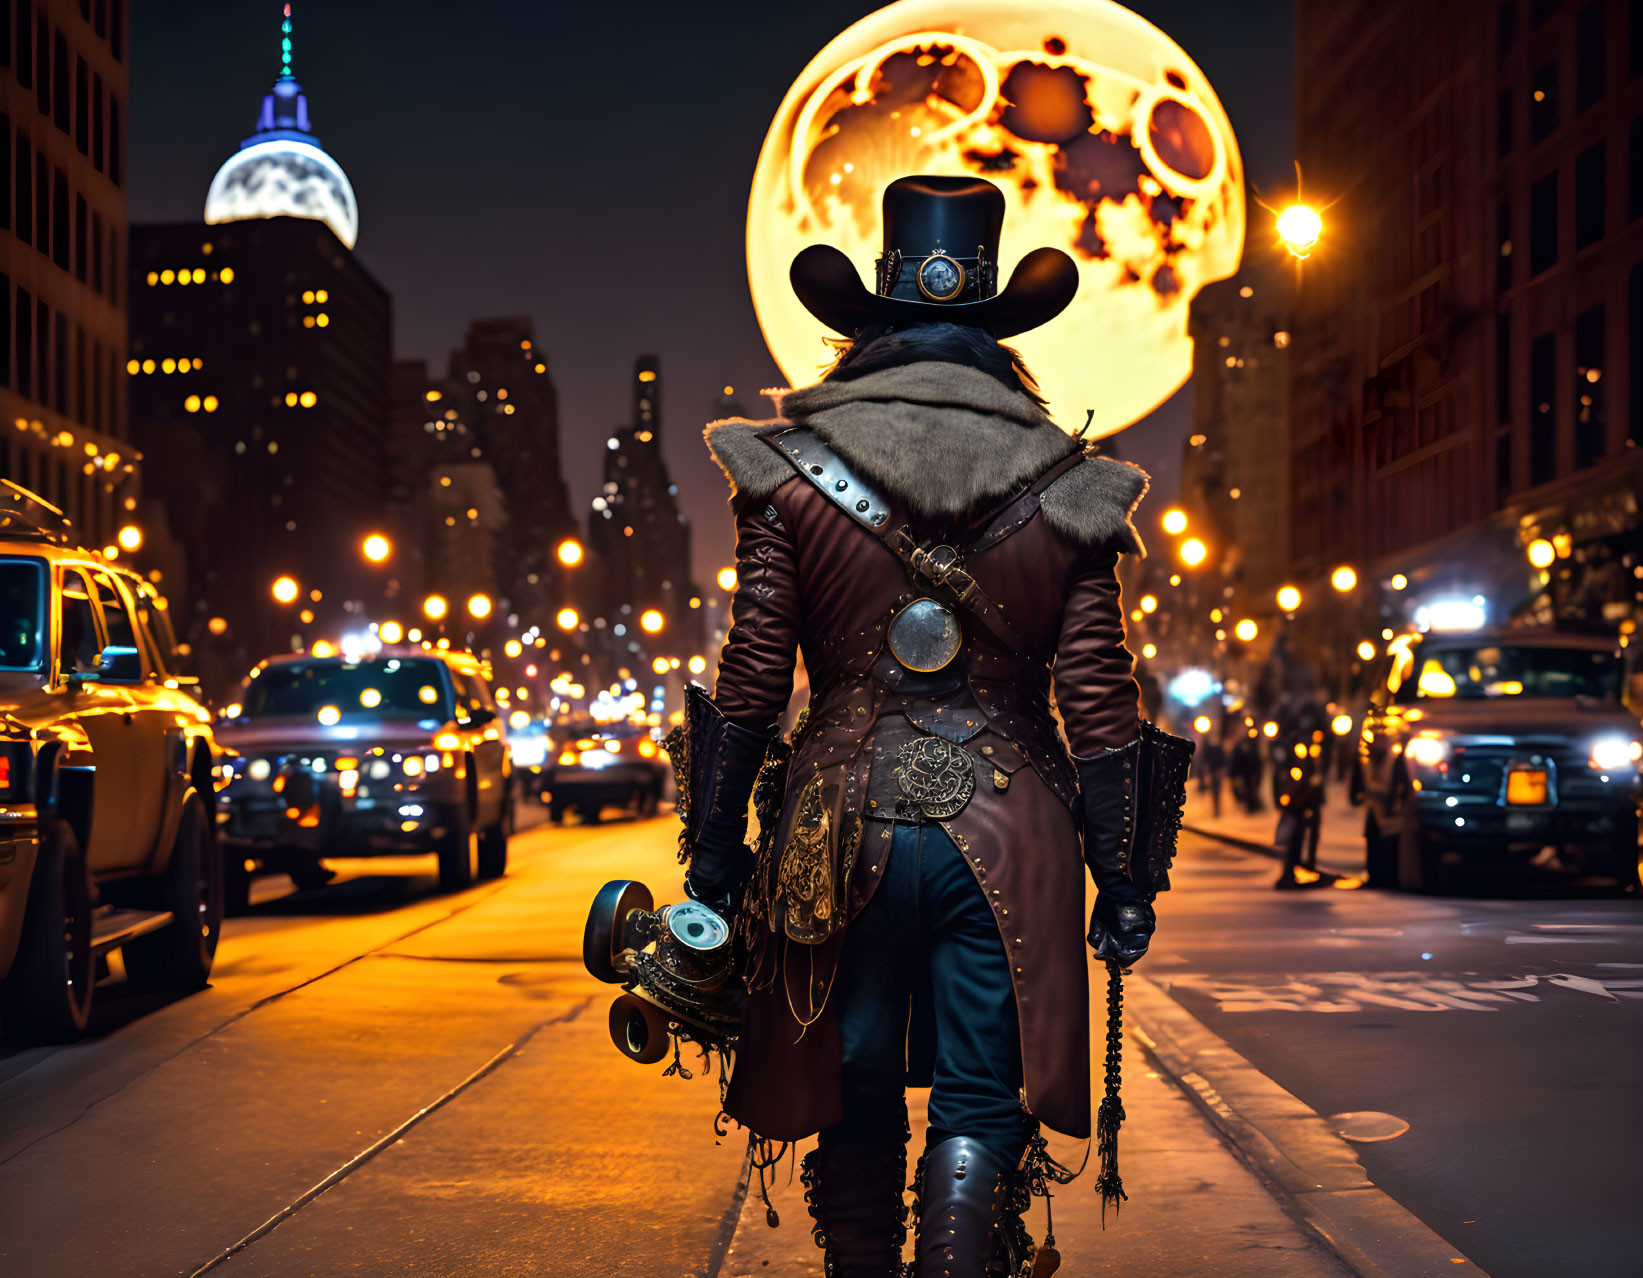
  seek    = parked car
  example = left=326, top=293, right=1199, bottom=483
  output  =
left=216, top=647, right=513, bottom=906
left=0, top=484, right=224, bottom=1045
left=1356, top=628, right=1641, bottom=892
left=541, top=716, right=667, bottom=823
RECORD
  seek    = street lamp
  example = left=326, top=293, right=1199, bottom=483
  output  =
left=556, top=607, right=580, bottom=631
left=1276, top=203, right=1323, bottom=258
left=379, top=620, right=404, bottom=644
left=639, top=609, right=664, bottom=634
left=1276, top=585, right=1302, bottom=613
left=1161, top=508, right=1188, bottom=536
left=716, top=567, right=738, bottom=592
left=1234, top=619, right=1258, bottom=642
left=272, top=576, right=300, bottom=605
left=1356, top=640, right=1377, bottom=661
left=1526, top=538, right=1556, bottom=569
left=556, top=538, right=584, bottom=567
left=1140, top=594, right=1158, bottom=614
left=688, top=655, right=707, bottom=674
left=467, top=593, right=493, bottom=620
left=1179, top=538, right=1208, bottom=568
left=362, top=533, right=392, bottom=564
left=504, top=638, right=523, bottom=658
left=423, top=594, right=448, bottom=621
left=1330, top=565, right=1357, bottom=592
left=651, top=656, right=669, bottom=674
left=117, top=524, right=143, bottom=552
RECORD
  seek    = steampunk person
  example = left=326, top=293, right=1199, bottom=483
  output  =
left=671, top=176, right=1183, bottom=1276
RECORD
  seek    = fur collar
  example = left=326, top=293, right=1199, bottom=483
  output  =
left=704, top=361, right=1148, bottom=551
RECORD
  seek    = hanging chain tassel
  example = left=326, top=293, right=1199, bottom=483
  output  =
left=1094, top=959, right=1128, bottom=1224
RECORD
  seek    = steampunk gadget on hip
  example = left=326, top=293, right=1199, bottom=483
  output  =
left=583, top=879, right=740, bottom=1066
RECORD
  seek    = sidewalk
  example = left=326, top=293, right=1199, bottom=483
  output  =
left=1183, top=782, right=1365, bottom=880
left=720, top=1028, right=1349, bottom=1277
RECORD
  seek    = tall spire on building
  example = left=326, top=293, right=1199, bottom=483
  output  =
left=202, top=1, right=360, bottom=248
left=279, top=4, right=295, bottom=80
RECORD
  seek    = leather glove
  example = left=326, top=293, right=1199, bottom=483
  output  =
left=682, top=859, right=745, bottom=922
left=1088, top=895, right=1154, bottom=967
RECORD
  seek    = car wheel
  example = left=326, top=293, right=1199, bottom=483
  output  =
left=1396, top=816, right=1446, bottom=893
left=1609, top=817, right=1640, bottom=894
left=1363, top=814, right=1398, bottom=889
left=223, top=852, right=253, bottom=916
left=0, top=817, right=94, bottom=1045
left=477, top=799, right=512, bottom=880
left=124, top=795, right=223, bottom=992
left=437, top=806, right=476, bottom=892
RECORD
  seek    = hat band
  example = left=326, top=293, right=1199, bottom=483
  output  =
left=875, top=247, right=997, bottom=306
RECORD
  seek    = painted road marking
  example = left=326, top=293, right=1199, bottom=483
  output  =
left=1162, top=971, right=1643, bottom=1013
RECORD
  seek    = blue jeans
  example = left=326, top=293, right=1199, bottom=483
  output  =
left=828, top=821, right=1034, bottom=1169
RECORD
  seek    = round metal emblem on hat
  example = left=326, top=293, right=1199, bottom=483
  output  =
left=916, top=252, right=966, bottom=302
left=894, top=735, right=976, bottom=819
left=888, top=597, right=961, bottom=672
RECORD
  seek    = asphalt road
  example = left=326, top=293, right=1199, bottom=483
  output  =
left=1151, top=831, right=1643, bottom=1278
left=3, top=807, right=1636, bottom=1276
left=0, top=807, right=746, bottom=1277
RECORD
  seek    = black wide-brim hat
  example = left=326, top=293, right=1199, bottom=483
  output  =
left=791, top=175, right=1079, bottom=339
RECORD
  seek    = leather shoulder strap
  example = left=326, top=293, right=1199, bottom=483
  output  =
left=763, top=427, right=892, bottom=534
left=967, top=449, right=1086, bottom=555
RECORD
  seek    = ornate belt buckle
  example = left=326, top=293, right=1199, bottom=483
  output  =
left=894, top=736, right=976, bottom=819
left=888, top=597, right=961, bottom=672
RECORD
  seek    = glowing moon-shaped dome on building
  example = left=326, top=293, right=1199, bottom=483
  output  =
left=205, top=137, right=358, bottom=249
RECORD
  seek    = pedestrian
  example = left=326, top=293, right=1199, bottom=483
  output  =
left=1198, top=721, right=1227, bottom=818
left=670, top=175, right=1192, bottom=1276
left=1230, top=724, right=1264, bottom=813
left=1273, top=672, right=1332, bottom=889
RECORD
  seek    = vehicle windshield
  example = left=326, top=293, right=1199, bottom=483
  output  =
left=242, top=657, right=456, bottom=721
left=1399, top=644, right=1622, bottom=702
left=0, top=559, right=45, bottom=670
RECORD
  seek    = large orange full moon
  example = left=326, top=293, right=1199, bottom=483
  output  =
left=748, top=0, right=1245, bottom=438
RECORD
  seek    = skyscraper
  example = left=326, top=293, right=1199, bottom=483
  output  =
left=588, top=356, right=704, bottom=665
left=0, top=0, right=134, bottom=548
left=128, top=9, right=391, bottom=674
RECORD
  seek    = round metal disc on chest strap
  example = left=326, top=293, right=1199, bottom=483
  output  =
left=887, top=597, right=961, bottom=672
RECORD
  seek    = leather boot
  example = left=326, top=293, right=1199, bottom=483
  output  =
left=800, top=1124, right=910, bottom=1276
left=912, top=1135, right=1011, bottom=1278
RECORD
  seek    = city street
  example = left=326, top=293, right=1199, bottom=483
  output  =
left=1, top=802, right=1634, bottom=1276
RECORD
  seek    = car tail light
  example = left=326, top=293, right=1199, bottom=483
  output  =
left=0, top=745, right=21, bottom=798
left=637, top=739, right=657, bottom=758
left=558, top=750, right=577, bottom=765
left=1405, top=734, right=1449, bottom=769
left=434, top=732, right=462, bottom=751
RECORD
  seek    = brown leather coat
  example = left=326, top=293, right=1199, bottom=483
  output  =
left=703, top=362, right=1145, bottom=1142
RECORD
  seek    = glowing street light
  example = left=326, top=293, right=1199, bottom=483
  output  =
left=556, top=607, right=580, bottom=631
left=1356, top=640, right=1377, bottom=661
left=1276, top=585, right=1302, bottom=613
left=1179, top=538, right=1208, bottom=568
left=1330, top=565, right=1358, bottom=592
left=271, top=576, right=300, bottom=605
left=1276, top=203, right=1323, bottom=258
left=117, top=524, right=143, bottom=552
left=1526, top=538, right=1556, bottom=569
left=361, top=533, right=392, bottom=563
left=716, top=567, right=738, bottom=592
left=688, top=655, right=707, bottom=675
left=1161, top=508, right=1188, bottom=536
left=556, top=538, right=584, bottom=567
left=639, top=609, right=665, bottom=634
left=504, top=638, right=524, bottom=658
left=379, top=620, right=404, bottom=644
left=651, top=656, right=669, bottom=674
left=1193, top=714, right=1213, bottom=734
left=1331, top=713, right=1354, bottom=736
left=1234, top=619, right=1258, bottom=642
left=467, top=593, right=493, bottom=620
left=423, top=594, right=448, bottom=621
left=1140, top=594, right=1158, bottom=614
left=1390, top=573, right=1409, bottom=591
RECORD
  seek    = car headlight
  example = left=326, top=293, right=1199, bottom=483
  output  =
left=1406, top=734, right=1449, bottom=768
left=1588, top=736, right=1641, bottom=771
left=247, top=757, right=272, bottom=782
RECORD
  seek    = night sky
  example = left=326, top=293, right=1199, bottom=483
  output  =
left=129, top=1, right=1293, bottom=586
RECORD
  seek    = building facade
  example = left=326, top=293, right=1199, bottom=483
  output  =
left=0, top=0, right=133, bottom=548
left=127, top=36, right=390, bottom=682
left=1291, top=0, right=1641, bottom=642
